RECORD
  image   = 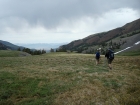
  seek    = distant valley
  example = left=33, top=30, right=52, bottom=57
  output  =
left=0, top=40, right=67, bottom=52
left=16, top=43, right=67, bottom=51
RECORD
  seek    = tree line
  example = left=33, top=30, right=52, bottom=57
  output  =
left=17, top=48, right=46, bottom=55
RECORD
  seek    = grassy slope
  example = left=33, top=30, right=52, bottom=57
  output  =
left=117, top=50, right=140, bottom=56
left=0, top=52, right=140, bottom=105
left=0, top=50, right=31, bottom=57
left=0, top=50, right=21, bottom=57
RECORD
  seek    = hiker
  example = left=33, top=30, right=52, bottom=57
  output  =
left=105, top=48, right=114, bottom=69
left=95, top=49, right=100, bottom=65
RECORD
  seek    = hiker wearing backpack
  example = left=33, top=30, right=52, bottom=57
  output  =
left=105, top=48, right=114, bottom=69
left=95, top=49, right=100, bottom=65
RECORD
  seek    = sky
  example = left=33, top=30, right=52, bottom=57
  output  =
left=0, top=0, right=140, bottom=44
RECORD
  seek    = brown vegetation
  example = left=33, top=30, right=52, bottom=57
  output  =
left=0, top=52, right=139, bottom=105
left=59, top=18, right=140, bottom=52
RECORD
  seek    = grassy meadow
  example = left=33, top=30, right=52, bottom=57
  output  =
left=0, top=51, right=140, bottom=105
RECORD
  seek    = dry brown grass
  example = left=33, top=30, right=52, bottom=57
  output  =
left=0, top=52, right=140, bottom=105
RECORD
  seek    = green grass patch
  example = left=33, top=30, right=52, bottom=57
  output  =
left=100, top=78, right=122, bottom=89
left=118, top=50, right=140, bottom=56
left=0, top=50, right=20, bottom=57
left=0, top=52, right=140, bottom=104
left=0, top=71, right=77, bottom=105
left=85, top=66, right=109, bottom=73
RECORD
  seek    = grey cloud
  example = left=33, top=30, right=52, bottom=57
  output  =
left=0, top=0, right=140, bottom=30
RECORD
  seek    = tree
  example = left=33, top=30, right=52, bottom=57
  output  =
left=109, top=40, right=112, bottom=46
left=116, top=44, right=121, bottom=49
left=57, top=48, right=67, bottom=52
left=17, top=47, right=21, bottom=51
left=101, top=42, right=106, bottom=48
left=50, top=48, right=54, bottom=52
left=22, top=48, right=26, bottom=52
left=56, top=49, right=58, bottom=52
left=41, top=49, right=46, bottom=54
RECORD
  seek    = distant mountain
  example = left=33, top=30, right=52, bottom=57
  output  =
left=0, top=40, right=25, bottom=50
left=59, top=18, right=140, bottom=53
left=0, top=42, right=11, bottom=50
left=0, top=40, right=66, bottom=52
left=16, top=43, right=67, bottom=50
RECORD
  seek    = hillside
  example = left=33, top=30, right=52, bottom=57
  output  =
left=0, top=50, right=31, bottom=57
left=59, top=18, right=140, bottom=53
left=0, top=40, right=25, bottom=50
left=0, top=43, right=11, bottom=50
left=0, top=52, right=139, bottom=105
left=0, top=40, right=41, bottom=55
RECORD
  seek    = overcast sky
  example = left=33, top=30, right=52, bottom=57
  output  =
left=0, top=0, right=140, bottom=44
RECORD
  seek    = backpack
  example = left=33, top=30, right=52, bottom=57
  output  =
left=96, top=52, right=100, bottom=59
left=109, top=50, right=114, bottom=60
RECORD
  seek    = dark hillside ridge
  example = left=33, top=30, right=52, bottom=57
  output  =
left=0, top=42, right=11, bottom=50
left=0, top=40, right=25, bottom=50
left=0, top=40, right=46, bottom=55
left=59, top=18, right=140, bottom=52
